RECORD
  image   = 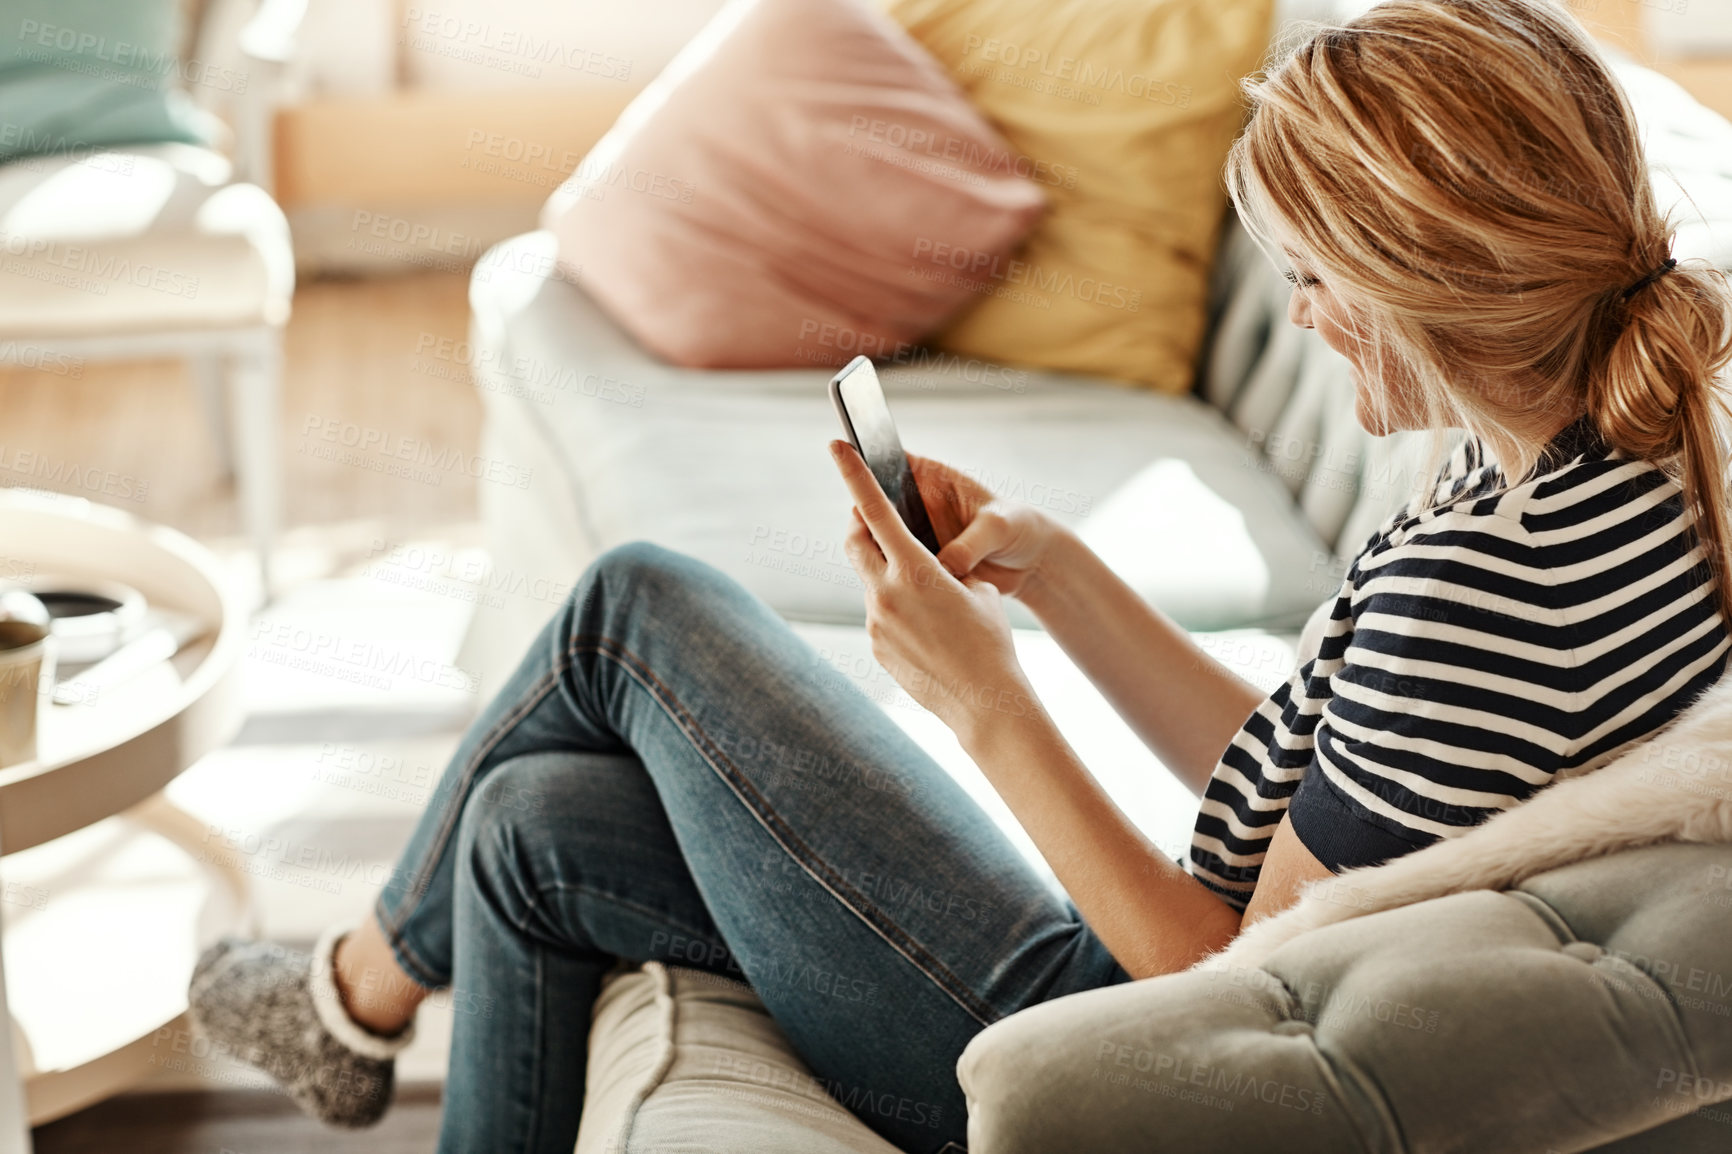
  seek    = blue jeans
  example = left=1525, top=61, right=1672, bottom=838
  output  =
left=375, top=543, right=1129, bottom=1153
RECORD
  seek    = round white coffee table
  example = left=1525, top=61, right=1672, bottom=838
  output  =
left=0, top=489, right=248, bottom=1150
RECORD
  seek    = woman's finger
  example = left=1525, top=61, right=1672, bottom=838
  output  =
left=841, top=508, right=887, bottom=586
left=907, top=454, right=967, bottom=545
left=828, top=440, right=927, bottom=568
left=906, top=453, right=951, bottom=494
left=910, top=452, right=991, bottom=506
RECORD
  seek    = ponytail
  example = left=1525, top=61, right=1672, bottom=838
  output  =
left=1588, top=257, right=1732, bottom=618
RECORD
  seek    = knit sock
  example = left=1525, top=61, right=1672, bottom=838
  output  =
left=187, top=925, right=415, bottom=1128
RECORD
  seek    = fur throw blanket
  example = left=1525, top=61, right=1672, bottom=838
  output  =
left=1197, top=675, right=1732, bottom=974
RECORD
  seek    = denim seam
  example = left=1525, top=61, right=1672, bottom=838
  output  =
left=384, top=925, right=444, bottom=991
left=377, top=662, right=570, bottom=987
left=570, top=634, right=1000, bottom=1028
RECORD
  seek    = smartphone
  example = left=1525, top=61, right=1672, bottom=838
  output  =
left=828, top=355, right=942, bottom=553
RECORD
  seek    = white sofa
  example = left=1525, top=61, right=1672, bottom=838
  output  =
left=455, top=13, right=1732, bottom=1151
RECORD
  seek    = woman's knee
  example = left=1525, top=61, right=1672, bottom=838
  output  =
left=454, top=758, right=558, bottom=902
left=455, top=752, right=664, bottom=901
left=568, top=541, right=750, bottom=638
left=588, top=541, right=703, bottom=597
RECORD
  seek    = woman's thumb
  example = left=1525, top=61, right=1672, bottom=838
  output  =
left=937, top=513, right=1000, bottom=578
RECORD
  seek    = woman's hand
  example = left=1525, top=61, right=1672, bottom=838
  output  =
left=908, top=453, right=1059, bottom=599
left=833, top=441, right=1242, bottom=976
left=830, top=441, right=1042, bottom=739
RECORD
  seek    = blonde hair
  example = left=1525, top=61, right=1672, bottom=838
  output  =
left=1227, top=0, right=1732, bottom=616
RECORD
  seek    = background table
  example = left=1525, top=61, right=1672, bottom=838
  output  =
left=0, top=490, right=248, bottom=1153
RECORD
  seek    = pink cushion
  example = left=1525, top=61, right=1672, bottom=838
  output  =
left=541, top=0, right=1046, bottom=369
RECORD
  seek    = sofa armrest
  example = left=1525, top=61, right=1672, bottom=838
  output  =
left=957, top=968, right=1374, bottom=1154
left=578, top=963, right=904, bottom=1154
left=959, top=886, right=1732, bottom=1154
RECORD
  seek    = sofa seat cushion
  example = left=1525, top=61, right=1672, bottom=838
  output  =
left=577, top=962, right=904, bottom=1154
left=470, top=232, right=1339, bottom=633
left=0, top=143, right=293, bottom=340
left=956, top=841, right=1732, bottom=1154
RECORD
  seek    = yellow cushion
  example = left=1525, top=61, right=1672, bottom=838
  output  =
left=883, top=0, right=1273, bottom=392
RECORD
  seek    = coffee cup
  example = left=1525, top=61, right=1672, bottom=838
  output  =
left=0, top=589, right=55, bottom=768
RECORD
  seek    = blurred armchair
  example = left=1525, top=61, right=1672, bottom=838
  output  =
left=0, top=0, right=307, bottom=597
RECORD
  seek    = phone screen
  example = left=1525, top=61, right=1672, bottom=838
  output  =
left=830, top=357, right=942, bottom=553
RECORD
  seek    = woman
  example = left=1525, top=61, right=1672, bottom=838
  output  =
left=189, top=1, right=1732, bottom=1150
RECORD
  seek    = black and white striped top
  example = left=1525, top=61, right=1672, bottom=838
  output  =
left=1190, top=417, right=1731, bottom=911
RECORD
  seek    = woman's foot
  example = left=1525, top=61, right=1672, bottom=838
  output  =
left=187, top=925, right=415, bottom=1128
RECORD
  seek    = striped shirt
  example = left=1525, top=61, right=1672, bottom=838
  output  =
left=1189, top=417, right=1731, bottom=911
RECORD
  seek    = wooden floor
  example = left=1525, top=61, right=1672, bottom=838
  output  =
left=0, top=271, right=481, bottom=543
left=32, top=1087, right=443, bottom=1153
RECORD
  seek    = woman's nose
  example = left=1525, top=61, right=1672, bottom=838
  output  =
left=1288, top=289, right=1313, bottom=330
